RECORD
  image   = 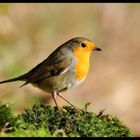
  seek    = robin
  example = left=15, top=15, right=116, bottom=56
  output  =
left=0, top=37, right=101, bottom=111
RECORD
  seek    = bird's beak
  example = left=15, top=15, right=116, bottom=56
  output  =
left=93, top=47, right=102, bottom=51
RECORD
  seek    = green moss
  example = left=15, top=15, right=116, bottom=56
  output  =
left=0, top=127, right=52, bottom=137
left=0, top=102, right=133, bottom=137
left=0, top=103, right=22, bottom=133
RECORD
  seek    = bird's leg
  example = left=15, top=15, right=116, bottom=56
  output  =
left=52, top=92, right=61, bottom=112
left=57, top=93, right=77, bottom=110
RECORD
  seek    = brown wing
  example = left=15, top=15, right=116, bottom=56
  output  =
left=20, top=62, right=69, bottom=87
left=19, top=45, right=72, bottom=87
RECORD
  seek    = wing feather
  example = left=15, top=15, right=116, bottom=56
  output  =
left=19, top=47, right=72, bottom=87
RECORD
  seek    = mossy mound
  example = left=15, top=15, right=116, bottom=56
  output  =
left=0, top=102, right=132, bottom=137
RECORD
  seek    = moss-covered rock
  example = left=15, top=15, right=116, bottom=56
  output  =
left=0, top=102, right=133, bottom=137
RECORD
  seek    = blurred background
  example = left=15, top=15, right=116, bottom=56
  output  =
left=0, top=3, right=139, bottom=136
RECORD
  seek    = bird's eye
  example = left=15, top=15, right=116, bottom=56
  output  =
left=81, top=43, right=86, bottom=48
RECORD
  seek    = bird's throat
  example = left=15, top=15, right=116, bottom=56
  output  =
left=73, top=49, right=90, bottom=80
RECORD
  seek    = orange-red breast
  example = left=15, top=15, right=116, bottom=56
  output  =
left=0, top=37, right=101, bottom=111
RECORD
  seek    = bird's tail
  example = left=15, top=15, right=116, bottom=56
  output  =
left=0, top=74, right=27, bottom=85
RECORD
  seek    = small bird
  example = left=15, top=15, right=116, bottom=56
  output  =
left=0, top=37, right=101, bottom=111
